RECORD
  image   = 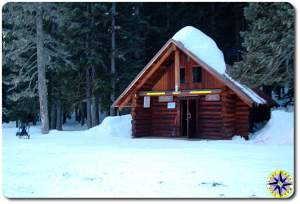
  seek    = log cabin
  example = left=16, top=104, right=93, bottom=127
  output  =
left=113, top=26, right=274, bottom=140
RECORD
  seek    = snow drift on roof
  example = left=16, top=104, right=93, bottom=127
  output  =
left=172, top=26, right=226, bottom=74
left=225, top=74, right=266, bottom=104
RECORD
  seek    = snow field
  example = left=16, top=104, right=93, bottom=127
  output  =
left=2, top=110, right=294, bottom=198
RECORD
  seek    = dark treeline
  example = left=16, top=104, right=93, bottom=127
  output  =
left=2, top=2, right=294, bottom=133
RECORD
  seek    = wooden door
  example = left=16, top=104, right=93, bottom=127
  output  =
left=188, top=99, right=197, bottom=138
left=180, top=100, right=188, bottom=137
left=180, top=98, right=198, bottom=138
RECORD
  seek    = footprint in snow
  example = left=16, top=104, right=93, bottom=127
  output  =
left=85, top=177, right=102, bottom=182
left=212, top=182, right=223, bottom=187
left=199, top=182, right=226, bottom=187
left=62, top=172, right=71, bottom=179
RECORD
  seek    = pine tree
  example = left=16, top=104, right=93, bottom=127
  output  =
left=110, top=2, right=116, bottom=116
left=36, top=4, right=50, bottom=133
left=112, top=3, right=151, bottom=110
left=62, top=3, right=111, bottom=127
left=3, top=2, right=73, bottom=133
left=231, top=3, right=294, bottom=103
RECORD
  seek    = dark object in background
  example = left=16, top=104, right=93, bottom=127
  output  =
left=16, top=124, right=30, bottom=139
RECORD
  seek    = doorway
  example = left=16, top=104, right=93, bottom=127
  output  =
left=180, top=99, right=197, bottom=138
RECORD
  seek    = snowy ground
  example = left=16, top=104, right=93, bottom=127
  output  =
left=2, top=110, right=294, bottom=198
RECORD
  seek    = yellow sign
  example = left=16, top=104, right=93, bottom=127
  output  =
left=190, top=90, right=212, bottom=94
left=146, top=92, right=165, bottom=96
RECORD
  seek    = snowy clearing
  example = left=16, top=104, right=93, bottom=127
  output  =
left=3, top=110, right=294, bottom=198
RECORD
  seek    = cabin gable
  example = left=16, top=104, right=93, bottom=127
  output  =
left=152, top=50, right=225, bottom=91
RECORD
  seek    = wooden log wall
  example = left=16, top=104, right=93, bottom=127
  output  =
left=131, top=95, right=151, bottom=137
left=151, top=97, right=177, bottom=136
left=197, top=96, right=224, bottom=139
left=131, top=91, right=251, bottom=139
left=249, top=105, right=271, bottom=132
left=197, top=90, right=250, bottom=140
left=235, top=98, right=250, bottom=138
left=221, top=90, right=237, bottom=139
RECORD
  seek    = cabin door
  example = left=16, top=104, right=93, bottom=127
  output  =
left=180, top=99, right=197, bottom=138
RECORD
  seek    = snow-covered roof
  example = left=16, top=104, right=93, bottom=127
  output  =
left=172, top=26, right=266, bottom=105
left=224, top=74, right=266, bottom=104
left=172, top=26, right=226, bottom=75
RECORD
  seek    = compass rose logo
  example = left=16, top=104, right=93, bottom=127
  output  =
left=267, top=170, right=293, bottom=198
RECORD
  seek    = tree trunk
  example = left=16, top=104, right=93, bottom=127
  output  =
left=91, top=96, right=100, bottom=127
left=50, top=103, right=56, bottom=129
left=86, top=68, right=92, bottom=128
left=80, top=102, right=85, bottom=126
left=36, top=5, right=49, bottom=134
left=75, top=107, right=79, bottom=122
left=110, top=2, right=116, bottom=116
left=63, top=112, right=67, bottom=124
left=95, top=95, right=100, bottom=125
left=56, top=101, right=62, bottom=131
left=33, top=118, right=37, bottom=125
left=91, top=98, right=96, bottom=127
left=90, top=65, right=100, bottom=127
left=76, top=107, right=81, bottom=123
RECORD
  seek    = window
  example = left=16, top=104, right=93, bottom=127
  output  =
left=193, top=66, right=202, bottom=83
left=180, top=68, right=185, bottom=83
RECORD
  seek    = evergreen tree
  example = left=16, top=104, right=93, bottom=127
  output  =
left=113, top=3, right=150, bottom=111
left=231, top=3, right=294, bottom=103
left=3, top=3, right=73, bottom=132
left=63, top=3, right=110, bottom=127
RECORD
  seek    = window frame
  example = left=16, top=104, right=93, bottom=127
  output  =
left=180, top=67, right=186, bottom=84
left=192, top=66, right=202, bottom=83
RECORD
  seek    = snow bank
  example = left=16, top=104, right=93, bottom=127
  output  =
left=172, top=26, right=226, bottom=74
left=2, top=121, right=17, bottom=128
left=225, top=74, right=266, bottom=104
left=232, top=135, right=246, bottom=142
left=87, top=114, right=132, bottom=138
left=250, top=110, right=294, bottom=145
